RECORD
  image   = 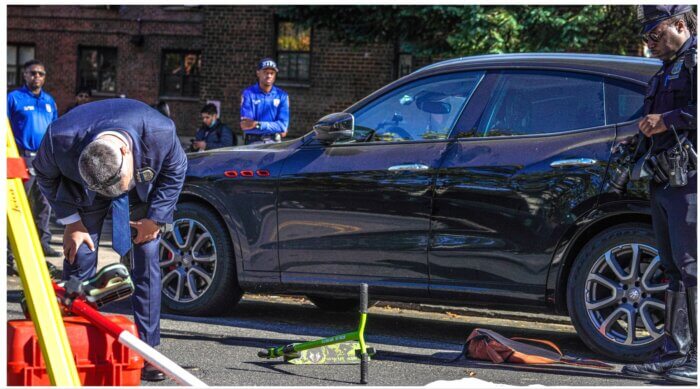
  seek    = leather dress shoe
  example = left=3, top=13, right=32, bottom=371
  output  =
left=141, top=362, right=166, bottom=382
left=665, top=352, right=697, bottom=384
left=621, top=355, right=688, bottom=379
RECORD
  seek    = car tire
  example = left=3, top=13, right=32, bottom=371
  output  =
left=159, top=202, right=242, bottom=316
left=307, top=295, right=375, bottom=312
left=567, top=223, right=667, bottom=362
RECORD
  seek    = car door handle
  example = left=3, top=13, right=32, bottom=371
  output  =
left=388, top=164, right=430, bottom=171
left=550, top=158, right=598, bottom=168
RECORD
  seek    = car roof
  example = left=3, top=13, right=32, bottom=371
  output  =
left=345, top=53, right=659, bottom=113
left=414, top=53, right=660, bottom=83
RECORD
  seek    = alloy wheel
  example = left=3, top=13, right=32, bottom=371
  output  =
left=585, top=243, right=667, bottom=347
left=159, top=218, right=217, bottom=303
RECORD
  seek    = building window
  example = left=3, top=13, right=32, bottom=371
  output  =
left=160, top=51, right=201, bottom=97
left=398, top=53, right=413, bottom=78
left=78, top=46, right=117, bottom=93
left=276, top=21, right=311, bottom=81
left=7, top=44, right=35, bottom=89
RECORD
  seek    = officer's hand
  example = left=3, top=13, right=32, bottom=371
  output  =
left=63, top=220, right=95, bottom=264
left=241, top=118, right=256, bottom=131
left=193, top=140, right=206, bottom=150
left=130, top=218, right=160, bottom=244
left=638, top=114, right=668, bottom=137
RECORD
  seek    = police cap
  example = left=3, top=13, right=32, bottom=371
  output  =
left=257, top=58, right=278, bottom=72
left=637, top=5, right=693, bottom=33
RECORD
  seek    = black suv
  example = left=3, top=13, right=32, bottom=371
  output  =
left=164, top=53, right=663, bottom=362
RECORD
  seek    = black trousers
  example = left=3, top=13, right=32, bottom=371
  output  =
left=650, top=173, right=697, bottom=290
left=21, top=150, right=53, bottom=252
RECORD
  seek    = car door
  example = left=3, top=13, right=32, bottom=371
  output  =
left=277, top=71, right=484, bottom=298
left=429, top=69, right=616, bottom=306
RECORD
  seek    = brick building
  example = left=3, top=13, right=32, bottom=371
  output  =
left=7, top=5, right=643, bottom=139
left=7, top=5, right=414, bottom=139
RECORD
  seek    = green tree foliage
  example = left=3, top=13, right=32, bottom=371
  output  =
left=277, top=5, right=641, bottom=58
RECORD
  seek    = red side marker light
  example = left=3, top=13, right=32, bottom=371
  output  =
left=256, top=170, right=270, bottom=177
left=224, top=170, right=238, bottom=178
left=240, top=170, right=254, bottom=177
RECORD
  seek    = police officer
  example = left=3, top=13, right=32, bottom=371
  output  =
left=240, top=58, right=290, bottom=144
left=622, top=5, right=696, bottom=384
left=7, top=59, right=60, bottom=258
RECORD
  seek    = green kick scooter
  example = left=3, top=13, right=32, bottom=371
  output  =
left=257, top=283, right=375, bottom=384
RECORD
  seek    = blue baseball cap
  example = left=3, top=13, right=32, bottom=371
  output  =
left=637, top=5, right=693, bottom=34
left=257, top=58, right=278, bottom=72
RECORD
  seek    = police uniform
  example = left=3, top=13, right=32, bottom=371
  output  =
left=622, top=5, right=697, bottom=384
left=7, top=85, right=59, bottom=256
left=240, top=59, right=290, bottom=144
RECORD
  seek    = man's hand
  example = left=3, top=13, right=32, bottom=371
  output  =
left=638, top=114, right=668, bottom=137
left=130, top=218, right=161, bottom=244
left=240, top=118, right=257, bottom=131
left=193, top=140, right=206, bottom=150
left=63, top=220, right=94, bottom=264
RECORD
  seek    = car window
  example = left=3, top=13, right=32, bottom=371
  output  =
left=477, top=70, right=605, bottom=137
left=605, top=78, right=645, bottom=124
left=346, top=72, right=484, bottom=143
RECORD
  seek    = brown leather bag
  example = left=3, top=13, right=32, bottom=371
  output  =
left=463, top=328, right=613, bottom=369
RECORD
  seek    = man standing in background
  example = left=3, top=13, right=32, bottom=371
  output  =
left=7, top=59, right=60, bottom=258
left=240, top=58, right=290, bottom=144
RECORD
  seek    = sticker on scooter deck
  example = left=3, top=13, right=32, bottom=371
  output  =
left=284, top=342, right=373, bottom=365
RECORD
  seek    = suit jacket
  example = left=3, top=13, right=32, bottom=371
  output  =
left=33, top=98, right=187, bottom=224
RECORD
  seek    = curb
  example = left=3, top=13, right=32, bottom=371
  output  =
left=372, top=301, right=572, bottom=325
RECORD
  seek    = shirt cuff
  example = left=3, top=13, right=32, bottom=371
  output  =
left=57, top=213, right=81, bottom=225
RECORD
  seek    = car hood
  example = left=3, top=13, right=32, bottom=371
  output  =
left=186, top=137, right=304, bottom=178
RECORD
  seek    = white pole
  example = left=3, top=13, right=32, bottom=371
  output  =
left=119, top=331, right=207, bottom=387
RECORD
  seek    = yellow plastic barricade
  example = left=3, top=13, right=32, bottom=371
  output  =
left=6, top=119, right=81, bottom=386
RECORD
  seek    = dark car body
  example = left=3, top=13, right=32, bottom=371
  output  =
left=172, top=53, right=664, bottom=361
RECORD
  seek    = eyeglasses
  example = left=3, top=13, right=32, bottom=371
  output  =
left=77, top=94, right=90, bottom=99
left=28, top=70, right=46, bottom=77
left=87, top=152, right=124, bottom=194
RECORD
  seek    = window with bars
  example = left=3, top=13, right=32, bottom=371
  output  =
left=7, top=44, right=35, bottom=89
left=160, top=51, right=201, bottom=97
left=78, top=46, right=117, bottom=93
left=276, top=21, right=311, bottom=82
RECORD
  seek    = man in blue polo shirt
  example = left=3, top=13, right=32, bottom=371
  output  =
left=7, top=59, right=60, bottom=258
left=240, top=58, right=290, bottom=144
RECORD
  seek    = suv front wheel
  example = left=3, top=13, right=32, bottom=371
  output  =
left=567, top=223, right=667, bottom=362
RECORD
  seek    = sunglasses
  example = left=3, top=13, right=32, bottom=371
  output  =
left=28, top=70, right=46, bottom=77
left=641, top=21, right=674, bottom=43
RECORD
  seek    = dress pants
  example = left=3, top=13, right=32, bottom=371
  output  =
left=61, top=194, right=161, bottom=347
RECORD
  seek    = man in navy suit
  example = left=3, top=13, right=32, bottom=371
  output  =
left=33, top=98, right=187, bottom=382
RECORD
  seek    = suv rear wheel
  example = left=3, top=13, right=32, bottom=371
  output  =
left=159, top=202, right=242, bottom=316
left=567, top=223, right=667, bottom=362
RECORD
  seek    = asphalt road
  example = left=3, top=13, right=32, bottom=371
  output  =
left=5, top=226, right=666, bottom=387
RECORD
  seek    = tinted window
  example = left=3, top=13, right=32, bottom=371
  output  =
left=349, top=72, right=484, bottom=143
left=605, top=78, right=645, bottom=124
left=477, top=70, right=605, bottom=137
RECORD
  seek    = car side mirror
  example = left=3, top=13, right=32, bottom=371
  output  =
left=313, top=112, right=354, bottom=144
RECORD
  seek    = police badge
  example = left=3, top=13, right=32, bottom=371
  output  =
left=273, top=98, right=280, bottom=107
